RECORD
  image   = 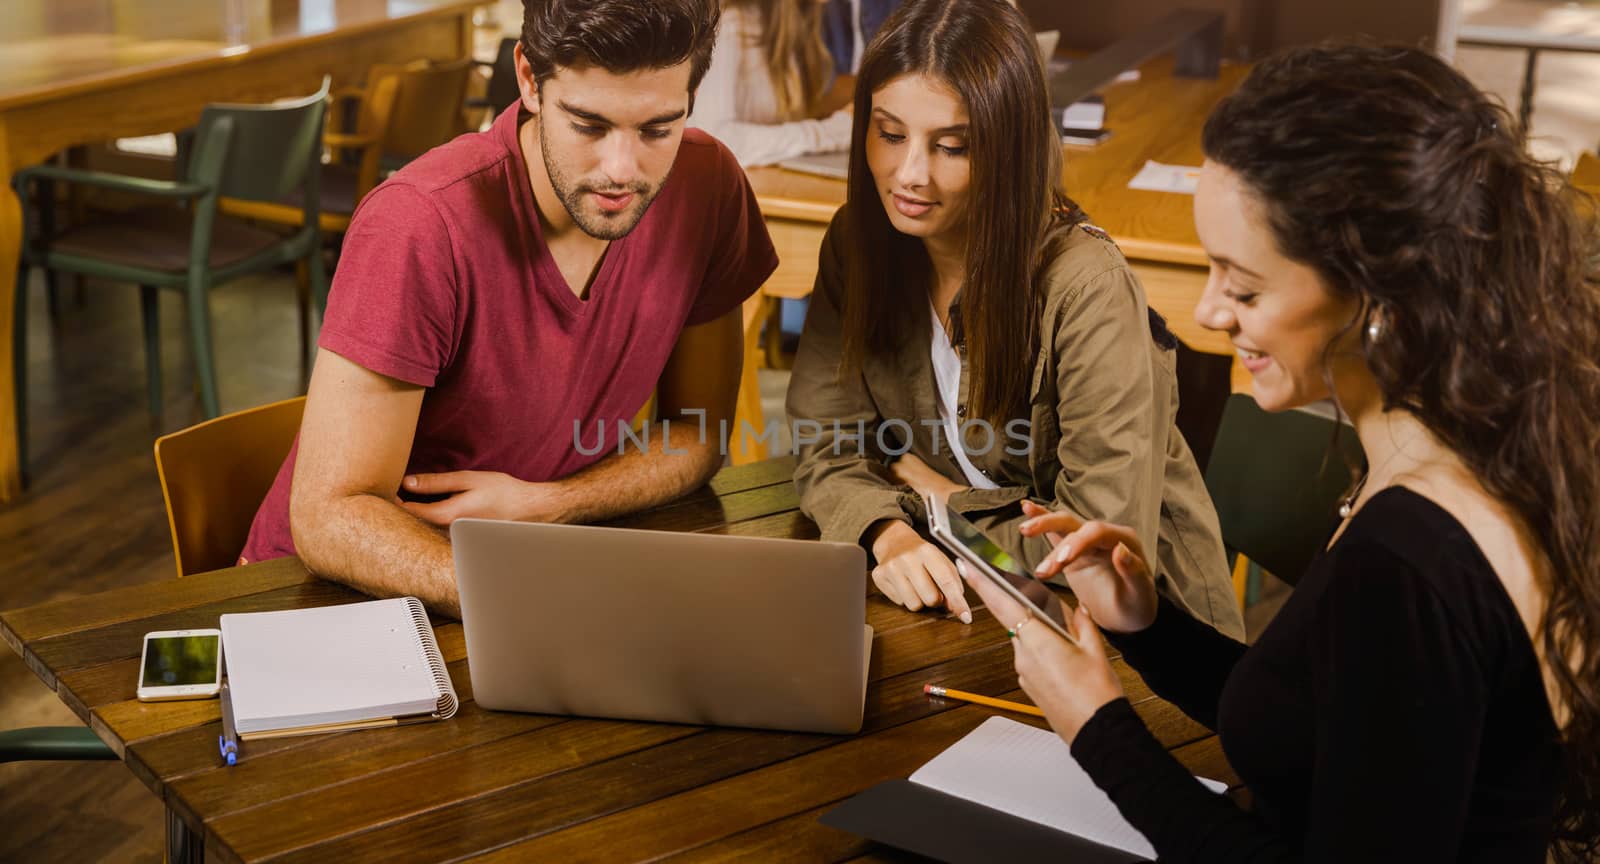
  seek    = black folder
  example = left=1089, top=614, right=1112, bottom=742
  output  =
left=820, top=779, right=1151, bottom=864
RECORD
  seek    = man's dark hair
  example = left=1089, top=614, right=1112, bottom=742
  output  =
left=520, top=0, right=721, bottom=92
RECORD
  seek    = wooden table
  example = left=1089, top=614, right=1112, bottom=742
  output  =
left=3, top=457, right=1237, bottom=863
left=0, top=0, right=482, bottom=505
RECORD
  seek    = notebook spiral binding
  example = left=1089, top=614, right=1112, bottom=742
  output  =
left=405, top=596, right=459, bottom=719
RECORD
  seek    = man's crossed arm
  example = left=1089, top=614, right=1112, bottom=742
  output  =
left=289, top=309, right=744, bottom=617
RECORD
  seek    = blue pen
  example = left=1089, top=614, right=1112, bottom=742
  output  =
left=218, top=679, right=240, bottom=766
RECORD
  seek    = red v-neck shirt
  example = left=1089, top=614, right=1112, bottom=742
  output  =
left=241, top=105, right=777, bottom=564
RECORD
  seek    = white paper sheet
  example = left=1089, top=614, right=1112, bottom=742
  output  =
left=910, top=716, right=1226, bottom=860
left=1127, top=160, right=1202, bottom=195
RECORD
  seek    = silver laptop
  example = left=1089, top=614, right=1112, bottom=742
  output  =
left=452, top=518, right=871, bottom=734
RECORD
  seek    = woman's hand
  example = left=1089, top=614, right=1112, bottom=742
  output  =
left=888, top=453, right=967, bottom=502
left=1019, top=500, right=1159, bottom=635
left=958, top=560, right=1124, bottom=743
left=867, top=520, right=973, bottom=623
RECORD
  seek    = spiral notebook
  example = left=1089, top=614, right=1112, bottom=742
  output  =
left=219, top=597, right=458, bottom=740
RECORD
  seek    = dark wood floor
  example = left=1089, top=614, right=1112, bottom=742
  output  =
left=1, top=267, right=308, bottom=863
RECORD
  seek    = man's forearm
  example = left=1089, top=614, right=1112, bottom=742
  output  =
left=292, top=493, right=461, bottom=617
left=542, top=419, right=723, bottom=524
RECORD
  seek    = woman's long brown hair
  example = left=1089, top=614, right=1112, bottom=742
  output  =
left=837, top=0, right=1080, bottom=429
left=1204, top=43, right=1600, bottom=860
left=725, top=0, right=831, bottom=120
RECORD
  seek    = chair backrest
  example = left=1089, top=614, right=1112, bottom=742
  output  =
left=347, top=65, right=405, bottom=200
left=188, top=77, right=331, bottom=205
left=154, top=397, right=306, bottom=578
left=1203, top=393, right=1366, bottom=587
left=1575, top=151, right=1600, bottom=197
left=383, top=58, right=473, bottom=162
left=486, top=38, right=521, bottom=115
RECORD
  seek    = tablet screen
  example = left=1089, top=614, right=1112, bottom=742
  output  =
left=937, top=504, right=1071, bottom=634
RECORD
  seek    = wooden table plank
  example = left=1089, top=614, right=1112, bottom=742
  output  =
left=210, top=718, right=704, bottom=863
left=126, top=654, right=477, bottom=793
left=655, top=802, right=871, bottom=864
left=278, top=610, right=1211, bottom=863
left=698, top=509, right=819, bottom=541
left=263, top=614, right=999, bottom=860
left=3, top=458, right=1236, bottom=861
left=26, top=580, right=358, bottom=681
left=213, top=606, right=1003, bottom=860
left=609, top=482, right=800, bottom=533
left=460, top=705, right=1040, bottom=862
left=1, top=556, right=310, bottom=646
left=660, top=731, right=1233, bottom=864
left=705, top=455, right=797, bottom=495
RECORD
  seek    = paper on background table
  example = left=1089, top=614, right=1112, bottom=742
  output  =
left=1046, top=57, right=1141, bottom=85
left=1127, top=160, right=1202, bottom=195
left=910, top=716, right=1227, bottom=860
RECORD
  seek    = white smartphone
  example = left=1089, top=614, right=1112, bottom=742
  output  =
left=924, top=494, right=1076, bottom=643
left=137, top=629, right=223, bottom=702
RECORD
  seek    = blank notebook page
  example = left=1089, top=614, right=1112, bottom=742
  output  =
left=910, top=716, right=1226, bottom=860
left=222, top=598, right=450, bottom=734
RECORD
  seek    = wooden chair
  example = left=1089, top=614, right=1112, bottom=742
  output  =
left=153, top=396, right=306, bottom=579
left=1574, top=150, right=1600, bottom=197
left=1203, top=393, right=1365, bottom=610
left=380, top=57, right=473, bottom=170
left=0, top=727, right=115, bottom=763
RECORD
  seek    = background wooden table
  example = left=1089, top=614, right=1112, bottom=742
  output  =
left=0, top=0, right=482, bottom=505
left=3, top=456, right=1237, bottom=863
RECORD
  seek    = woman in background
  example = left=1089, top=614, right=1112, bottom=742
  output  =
left=967, top=42, right=1600, bottom=861
left=694, top=0, right=854, bottom=167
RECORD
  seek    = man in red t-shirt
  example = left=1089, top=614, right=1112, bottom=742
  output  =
left=240, top=0, right=778, bottom=616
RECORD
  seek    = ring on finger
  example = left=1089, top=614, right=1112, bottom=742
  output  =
left=1011, top=618, right=1029, bottom=638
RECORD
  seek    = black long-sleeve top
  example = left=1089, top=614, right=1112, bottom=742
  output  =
left=1070, top=487, right=1564, bottom=861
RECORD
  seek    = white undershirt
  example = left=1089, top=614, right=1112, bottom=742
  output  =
left=930, top=304, right=1000, bottom=491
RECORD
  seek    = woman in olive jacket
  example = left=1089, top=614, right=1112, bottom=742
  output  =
left=784, top=0, right=1242, bottom=639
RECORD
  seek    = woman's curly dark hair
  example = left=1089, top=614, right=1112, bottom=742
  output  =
left=1203, top=42, right=1600, bottom=860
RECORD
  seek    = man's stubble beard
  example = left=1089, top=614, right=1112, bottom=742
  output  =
left=538, top=111, right=661, bottom=241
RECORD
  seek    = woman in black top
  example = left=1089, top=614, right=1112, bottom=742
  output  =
left=962, top=43, right=1600, bottom=862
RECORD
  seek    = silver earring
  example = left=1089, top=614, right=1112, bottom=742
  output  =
left=1367, top=318, right=1382, bottom=342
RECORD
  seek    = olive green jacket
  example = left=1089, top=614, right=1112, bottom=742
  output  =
left=785, top=213, right=1245, bottom=640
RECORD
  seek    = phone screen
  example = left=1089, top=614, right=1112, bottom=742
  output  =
left=141, top=634, right=221, bottom=687
left=938, top=504, right=1071, bottom=633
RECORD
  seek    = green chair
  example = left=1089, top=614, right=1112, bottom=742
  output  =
left=1203, top=393, right=1366, bottom=603
left=467, top=38, right=521, bottom=128
left=12, top=78, right=331, bottom=477
left=0, top=726, right=115, bottom=762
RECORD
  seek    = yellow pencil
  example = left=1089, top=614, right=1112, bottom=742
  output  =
left=924, top=684, right=1046, bottom=718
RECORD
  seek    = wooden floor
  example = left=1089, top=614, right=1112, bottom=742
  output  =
left=1, top=268, right=308, bottom=863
